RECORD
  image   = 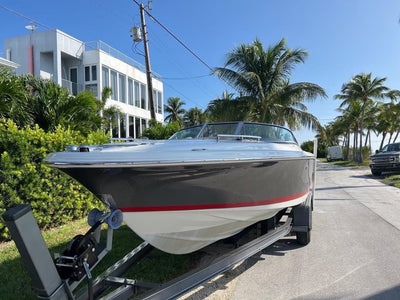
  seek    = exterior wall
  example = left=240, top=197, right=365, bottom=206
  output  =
left=4, top=34, right=31, bottom=75
left=3, top=29, right=164, bottom=138
left=39, top=52, right=53, bottom=79
left=4, top=30, right=84, bottom=84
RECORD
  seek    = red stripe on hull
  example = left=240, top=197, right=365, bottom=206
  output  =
left=120, top=189, right=309, bottom=212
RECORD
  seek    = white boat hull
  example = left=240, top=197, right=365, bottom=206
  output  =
left=122, top=193, right=309, bottom=254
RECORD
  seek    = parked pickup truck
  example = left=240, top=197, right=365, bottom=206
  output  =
left=369, top=142, right=400, bottom=176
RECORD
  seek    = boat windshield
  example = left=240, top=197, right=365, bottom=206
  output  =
left=240, top=123, right=296, bottom=142
left=170, top=122, right=297, bottom=143
left=198, top=123, right=238, bottom=138
left=169, top=125, right=203, bottom=140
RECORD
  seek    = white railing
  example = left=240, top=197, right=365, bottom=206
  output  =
left=84, top=40, right=161, bottom=79
left=62, top=79, right=83, bottom=96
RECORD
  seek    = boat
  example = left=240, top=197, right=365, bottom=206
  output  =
left=44, top=121, right=315, bottom=254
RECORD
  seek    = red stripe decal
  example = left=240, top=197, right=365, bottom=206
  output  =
left=119, top=189, right=309, bottom=212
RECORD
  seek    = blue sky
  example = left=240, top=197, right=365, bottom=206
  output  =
left=1, top=0, right=400, bottom=145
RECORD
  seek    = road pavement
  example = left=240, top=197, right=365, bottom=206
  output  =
left=181, top=162, right=400, bottom=300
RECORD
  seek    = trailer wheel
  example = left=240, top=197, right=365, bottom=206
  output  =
left=292, top=194, right=312, bottom=246
left=296, top=230, right=311, bottom=245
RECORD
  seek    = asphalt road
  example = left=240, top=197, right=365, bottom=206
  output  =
left=181, top=162, right=400, bottom=300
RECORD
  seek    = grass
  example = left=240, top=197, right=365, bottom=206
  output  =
left=327, top=159, right=370, bottom=168
left=382, top=174, right=400, bottom=188
left=0, top=219, right=199, bottom=300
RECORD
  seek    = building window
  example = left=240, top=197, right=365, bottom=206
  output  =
left=102, top=66, right=109, bottom=88
left=152, top=90, right=157, bottom=113
left=112, top=113, right=119, bottom=138
left=135, top=117, right=141, bottom=138
left=85, top=66, right=90, bottom=82
left=128, top=78, right=133, bottom=106
left=92, top=66, right=97, bottom=81
left=134, top=81, right=140, bottom=107
left=69, top=68, right=78, bottom=96
left=120, top=114, right=126, bottom=137
left=152, top=90, right=163, bottom=114
left=141, top=119, right=147, bottom=132
left=85, top=84, right=98, bottom=97
left=157, top=91, right=162, bottom=114
left=85, top=65, right=97, bottom=82
left=129, top=116, right=134, bottom=137
left=140, top=83, right=147, bottom=109
left=119, top=74, right=126, bottom=103
left=110, top=70, right=117, bottom=100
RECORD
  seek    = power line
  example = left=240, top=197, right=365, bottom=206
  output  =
left=162, top=81, right=202, bottom=108
left=131, top=0, right=214, bottom=73
left=131, top=0, right=236, bottom=93
left=162, top=74, right=211, bottom=80
left=148, top=32, right=215, bottom=99
left=0, top=4, right=52, bottom=30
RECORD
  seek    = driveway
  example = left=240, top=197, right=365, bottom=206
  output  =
left=181, top=162, right=400, bottom=300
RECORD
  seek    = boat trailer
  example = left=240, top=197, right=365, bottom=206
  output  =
left=2, top=193, right=312, bottom=300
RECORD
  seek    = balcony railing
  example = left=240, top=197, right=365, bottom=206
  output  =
left=84, top=40, right=161, bottom=79
left=62, top=79, right=83, bottom=96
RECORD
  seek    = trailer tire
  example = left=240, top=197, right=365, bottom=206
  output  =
left=296, top=230, right=311, bottom=245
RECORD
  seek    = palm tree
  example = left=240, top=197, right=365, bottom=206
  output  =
left=374, top=102, right=393, bottom=150
left=0, top=67, right=32, bottom=127
left=335, top=102, right=363, bottom=161
left=214, top=38, right=326, bottom=130
left=316, top=120, right=343, bottom=148
left=206, top=91, right=250, bottom=122
left=24, top=75, right=103, bottom=135
left=335, top=73, right=394, bottom=162
left=184, top=107, right=206, bottom=126
left=164, top=97, right=186, bottom=127
left=100, top=87, right=122, bottom=135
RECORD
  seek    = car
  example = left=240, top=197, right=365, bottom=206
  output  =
left=369, top=143, right=400, bottom=176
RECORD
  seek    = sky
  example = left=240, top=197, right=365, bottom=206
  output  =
left=1, top=0, right=400, bottom=148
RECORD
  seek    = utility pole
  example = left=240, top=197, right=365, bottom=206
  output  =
left=139, top=3, right=156, bottom=121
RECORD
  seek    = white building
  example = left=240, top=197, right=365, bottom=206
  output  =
left=3, top=29, right=164, bottom=138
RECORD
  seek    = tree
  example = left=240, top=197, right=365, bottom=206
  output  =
left=300, top=140, right=326, bottom=158
left=374, top=101, right=400, bottom=149
left=141, top=119, right=180, bottom=139
left=206, top=90, right=250, bottom=122
left=214, top=38, right=326, bottom=130
left=164, top=97, right=186, bottom=127
left=335, top=73, right=398, bottom=162
left=100, top=87, right=123, bottom=135
left=24, top=75, right=103, bottom=135
left=184, top=107, right=206, bottom=126
left=0, top=67, right=31, bottom=127
left=315, top=120, right=343, bottom=148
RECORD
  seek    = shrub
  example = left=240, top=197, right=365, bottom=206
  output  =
left=0, top=119, right=108, bottom=240
left=141, top=121, right=180, bottom=139
left=300, top=140, right=327, bottom=158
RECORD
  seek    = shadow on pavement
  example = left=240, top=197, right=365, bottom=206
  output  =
left=315, top=185, right=385, bottom=191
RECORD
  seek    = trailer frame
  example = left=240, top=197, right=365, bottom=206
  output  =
left=3, top=192, right=312, bottom=300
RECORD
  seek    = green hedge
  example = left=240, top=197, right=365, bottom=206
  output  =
left=0, top=119, right=108, bottom=240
